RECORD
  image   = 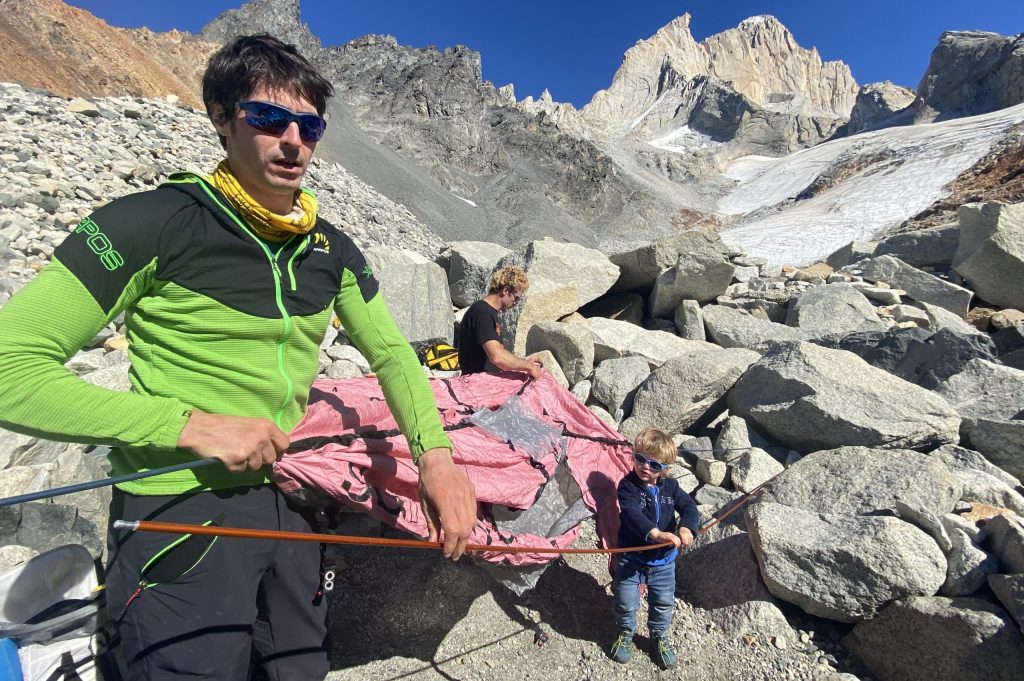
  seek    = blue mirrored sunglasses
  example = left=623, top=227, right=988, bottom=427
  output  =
left=237, top=100, right=327, bottom=142
left=632, top=451, right=667, bottom=472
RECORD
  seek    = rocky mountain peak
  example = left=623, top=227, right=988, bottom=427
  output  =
left=581, top=13, right=858, bottom=141
left=201, top=0, right=322, bottom=59
left=914, top=29, right=1024, bottom=123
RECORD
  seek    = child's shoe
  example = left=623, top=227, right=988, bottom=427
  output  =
left=652, top=633, right=678, bottom=670
left=609, top=629, right=634, bottom=663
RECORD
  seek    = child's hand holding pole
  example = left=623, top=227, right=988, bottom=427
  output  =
left=678, top=527, right=694, bottom=547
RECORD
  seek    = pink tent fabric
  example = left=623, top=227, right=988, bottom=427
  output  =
left=273, top=372, right=632, bottom=566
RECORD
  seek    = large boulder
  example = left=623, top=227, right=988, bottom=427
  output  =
left=988, top=574, right=1024, bottom=632
left=702, top=305, right=806, bottom=352
left=931, top=444, right=1024, bottom=515
left=676, top=525, right=794, bottom=641
left=589, top=356, right=651, bottom=417
left=446, top=240, right=511, bottom=307
left=625, top=348, right=760, bottom=435
left=960, top=417, right=1024, bottom=479
left=587, top=316, right=713, bottom=367
left=524, top=321, right=595, bottom=386
left=953, top=202, right=1024, bottom=310
left=854, top=254, right=973, bottom=316
left=935, top=358, right=1024, bottom=420
left=746, top=502, right=947, bottom=622
left=785, top=283, right=885, bottom=337
left=650, top=230, right=736, bottom=313
left=875, top=223, right=960, bottom=267
left=609, top=233, right=697, bottom=293
left=365, top=247, right=454, bottom=344
left=983, top=514, right=1024, bottom=573
left=844, top=596, right=1024, bottom=681
left=760, top=446, right=962, bottom=517
left=728, top=342, right=961, bottom=452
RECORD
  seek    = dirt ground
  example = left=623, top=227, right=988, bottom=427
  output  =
left=321, top=517, right=857, bottom=681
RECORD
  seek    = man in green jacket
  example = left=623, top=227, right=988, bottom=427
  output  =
left=0, top=34, right=476, bottom=680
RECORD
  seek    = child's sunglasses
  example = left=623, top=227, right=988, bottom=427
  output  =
left=237, top=100, right=327, bottom=142
left=632, top=451, right=667, bottom=472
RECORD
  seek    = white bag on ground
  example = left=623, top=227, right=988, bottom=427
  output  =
left=0, top=544, right=105, bottom=681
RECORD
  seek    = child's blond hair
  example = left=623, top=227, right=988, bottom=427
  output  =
left=633, top=427, right=676, bottom=468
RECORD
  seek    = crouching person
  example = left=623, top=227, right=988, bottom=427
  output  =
left=609, top=427, right=699, bottom=669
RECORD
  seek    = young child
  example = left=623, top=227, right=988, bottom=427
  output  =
left=609, top=427, right=699, bottom=669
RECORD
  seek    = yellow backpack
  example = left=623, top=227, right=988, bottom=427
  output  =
left=422, top=342, right=460, bottom=371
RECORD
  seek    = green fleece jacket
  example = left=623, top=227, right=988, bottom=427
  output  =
left=0, top=173, right=451, bottom=494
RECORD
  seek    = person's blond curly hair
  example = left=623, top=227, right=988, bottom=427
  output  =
left=487, top=266, right=529, bottom=295
left=633, top=427, right=676, bottom=466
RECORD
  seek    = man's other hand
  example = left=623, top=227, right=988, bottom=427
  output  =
left=417, top=448, right=477, bottom=560
left=526, top=358, right=544, bottom=380
left=177, top=409, right=289, bottom=472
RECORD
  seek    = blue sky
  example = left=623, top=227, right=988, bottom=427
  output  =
left=68, top=1, right=1024, bottom=108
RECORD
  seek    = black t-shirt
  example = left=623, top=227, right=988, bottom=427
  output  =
left=458, top=300, right=502, bottom=374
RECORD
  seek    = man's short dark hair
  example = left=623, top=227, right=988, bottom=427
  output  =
left=203, top=34, right=334, bottom=147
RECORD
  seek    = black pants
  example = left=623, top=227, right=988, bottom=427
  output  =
left=105, top=485, right=328, bottom=681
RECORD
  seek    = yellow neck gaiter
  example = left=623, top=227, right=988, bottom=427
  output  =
left=209, top=160, right=318, bottom=242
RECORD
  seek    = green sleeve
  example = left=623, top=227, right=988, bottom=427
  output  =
left=0, top=258, right=191, bottom=449
left=334, top=274, right=452, bottom=460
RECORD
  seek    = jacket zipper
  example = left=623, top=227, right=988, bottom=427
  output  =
left=190, top=180, right=301, bottom=427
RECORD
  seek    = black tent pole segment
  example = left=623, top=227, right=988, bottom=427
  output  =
left=0, top=458, right=221, bottom=508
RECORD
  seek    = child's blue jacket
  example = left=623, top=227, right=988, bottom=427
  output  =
left=616, top=471, right=700, bottom=566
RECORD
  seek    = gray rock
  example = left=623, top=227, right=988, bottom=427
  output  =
left=988, top=574, right=1024, bottom=632
left=894, top=499, right=953, bottom=553
left=627, top=348, right=759, bottom=435
left=899, top=328, right=1000, bottom=389
left=610, top=233, right=702, bottom=293
left=960, top=418, right=1024, bottom=479
left=729, top=448, right=784, bottom=493
left=365, top=247, right=454, bottom=344
left=728, top=342, right=961, bottom=452
left=446, top=240, right=511, bottom=307
left=785, top=283, right=884, bottom=337
left=950, top=200, right=1024, bottom=309
left=674, top=299, right=705, bottom=341
left=762, top=446, right=962, bottom=517
left=937, top=358, right=1024, bottom=421
left=702, top=305, right=807, bottom=351
left=650, top=231, right=736, bottom=312
left=825, top=240, right=876, bottom=269
left=677, top=528, right=794, bottom=641
left=746, top=501, right=947, bottom=622
left=855, top=255, right=973, bottom=316
left=694, top=485, right=742, bottom=511
left=913, top=300, right=981, bottom=336
left=983, top=514, right=1024, bottom=573
left=844, top=596, right=1024, bottom=681
left=940, top=527, right=997, bottom=597
left=588, top=316, right=714, bottom=368
left=696, top=458, right=729, bottom=487
left=811, top=327, right=931, bottom=378
left=875, top=223, right=960, bottom=268
left=570, top=379, right=591, bottom=404
left=587, top=356, right=648, bottom=417
left=524, top=320, right=595, bottom=386
left=931, top=444, right=1024, bottom=515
